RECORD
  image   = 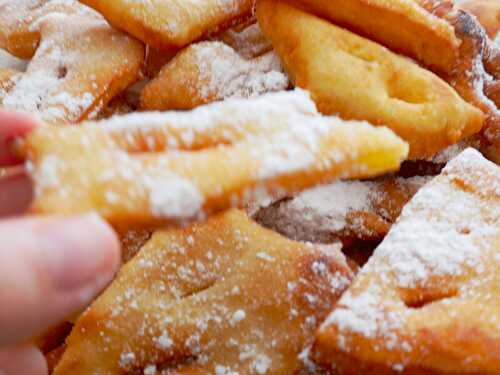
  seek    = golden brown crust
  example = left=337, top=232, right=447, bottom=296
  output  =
left=23, top=90, right=408, bottom=227
left=311, top=149, right=500, bottom=374
left=254, top=176, right=431, bottom=244
left=0, top=68, right=19, bottom=105
left=0, top=1, right=145, bottom=124
left=282, top=0, right=460, bottom=74
left=54, top=210, right=354, bottom=374
left=46, top=345, right=66, bottom=374
left=213, top=21, right=272, bottom=59
left=117, top=228, right=153, bottom=263
left=257, top=0, right=484, bottom=159
left=79, top=0, right=255, bottom=50
left=140, top=41, right=288, bottom=111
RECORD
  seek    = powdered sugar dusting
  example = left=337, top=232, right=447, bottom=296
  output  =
left=194, top=42, right=289, bottom=101
left=0, top=49, right=28, bottom=71
left=28, top=89, right=407, bottom=225
left=375, top=148, right=499, bottom=288
left=255, top=176, right=430, bottom=243
left=320, top=148, right=500, bottom=356
left=99, top=89, right=318, bottom=135
left=1, top=0, right=141, bottom=124
left=64, top=209, right=354, bottom=374
left=148, top=174, right=204, bottom=219
left=215, top=22, right=272, bottom=59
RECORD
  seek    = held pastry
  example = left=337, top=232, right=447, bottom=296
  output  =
left=20, top=90, right=409, bottom=227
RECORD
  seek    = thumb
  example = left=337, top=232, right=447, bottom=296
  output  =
left=0, top=214, right=121, bottom=347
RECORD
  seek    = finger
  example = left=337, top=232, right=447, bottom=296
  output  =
left=0, top=167, right=33, bottom=217
left=0, top=214, right=121, bottom=347
left=0, top=110, right=39, bottom=166
left=0, top=345, right=47, bottom=375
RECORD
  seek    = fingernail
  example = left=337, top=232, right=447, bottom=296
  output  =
left=6, top=137, right=25, bottom=162
left=38, top=213, right=120, bottom=291
left=0, top=138, right=19, bottom=166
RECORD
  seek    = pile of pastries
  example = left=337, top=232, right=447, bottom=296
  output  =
left=1, top=0, right=499, bottom=374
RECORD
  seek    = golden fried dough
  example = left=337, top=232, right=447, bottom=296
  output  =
left=117, top=228, right=153, bottom=263
left=254, top=175, right=432, bottom=244
left=214, top=21, right=273, bottom=59
left=144, top=47, right=180, bottom=79
left=257, top=0, right=484, bottom=159
left=35, top=322, right=73, bottom=355
left=54, top=210, right=354, bottom=374
left=140, top=41, right=289, bottom=111
left=0, top=68, right=19, bottom=105
left=282, top=0, right=460, bottom=74
left=311, top=148, right=500, bottom=374
left=79, top=0, right=254, bottom=50
left=0, top=1, right=145, bottom=124
left=448, top=11, right=500, bottom=153
left=46, top=345, right=66, bottom=374
left=21, top=90, right=408, bottom=227
left=0, top=0, right=96, bottom=59
left=0, top=49, right=28, bottom=71
left=458, top=0, right=500, bottom=39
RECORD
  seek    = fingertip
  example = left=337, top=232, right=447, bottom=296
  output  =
left=0, top=345, right=48, bottom=375
left=0, top=109, right=39, bottom=132
left=0, top=214, right=121, bottom=346
left=38, top=213, right=121, bottom=292
left=80, top=212, right=122, bottom=274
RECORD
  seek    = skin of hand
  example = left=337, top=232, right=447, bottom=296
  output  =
left=0, top=110, right=121, bottom=375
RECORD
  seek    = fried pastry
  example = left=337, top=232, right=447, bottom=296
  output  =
left=380, top=0, right=500, bottom=159
left=457, top=0, right=500, bottom=40
left=257, top=0, right=484, bottom=160
left=281, top=0, right=460, bottom=74
left=0, top=0, right=97, bottom=59
left=54, top=209, right=354, bottom=374
left=79, top=0, right=255, bottom=50
left=21, top=90, right=408, bottom=227
left=254, top=175, right=432, bottom=244
left=144, top=47, right=180, bottom=79
left=0, top=0, right=145, bottom=124
left=0, top=68, right=19, bottom=105
left=452, top=14, right=500, bottom=153
left=140, top=41, right=289, bottom=111
left=46, top=345, right=66, bottom=374
left=35, top=322, right=73, bottom=356
left=311, top=148, right=500, bottom=374
left=117, top=228, right=153, bottom=263
left=214, top=21, right=273, bottom=59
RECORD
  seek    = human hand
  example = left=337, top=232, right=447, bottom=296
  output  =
left=0, top=110, right=121, bottom=375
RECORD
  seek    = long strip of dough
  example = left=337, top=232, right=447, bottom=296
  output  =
left=22, top=90, right=408, bottom=227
